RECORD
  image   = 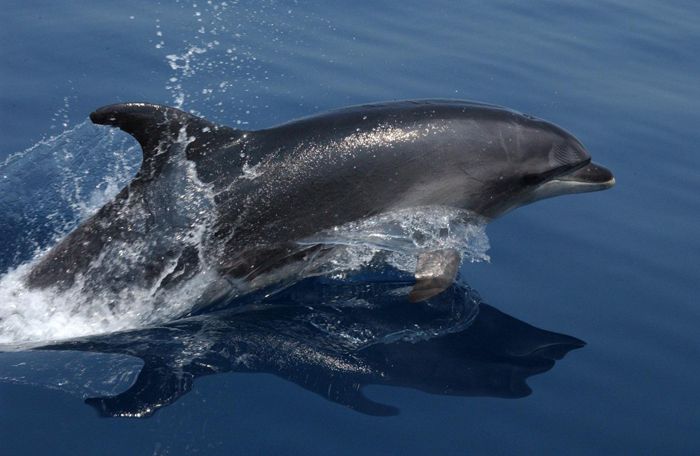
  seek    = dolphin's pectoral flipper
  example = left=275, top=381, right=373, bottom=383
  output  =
left=90, top=103, right=243, bottom=175
left=409, top=249, right=462, bottom=302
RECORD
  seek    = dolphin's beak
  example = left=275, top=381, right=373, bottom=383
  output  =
left=554, top=161, right=616, bottom=192
left=526, top=161, right=615, bottom=203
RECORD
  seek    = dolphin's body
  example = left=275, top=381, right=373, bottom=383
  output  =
left=25, top=100, right=614, bottom=302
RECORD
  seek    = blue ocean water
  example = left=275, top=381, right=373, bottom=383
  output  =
left=1, top=1, right=699, bottom=455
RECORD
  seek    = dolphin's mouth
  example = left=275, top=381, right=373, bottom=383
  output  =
left=528, top=161, right=615, bottom=201
left=552, top=161, right=615, bottom=191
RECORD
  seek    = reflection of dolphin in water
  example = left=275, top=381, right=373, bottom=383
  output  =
left=24, top=100, right=614, bottom=304
left=33, top=275, right=584, bottom=417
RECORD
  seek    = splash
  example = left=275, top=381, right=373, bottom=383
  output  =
left=0, top=127, right=222, bottom=346
left=299, top=206, right=490, bottom=276
left=0, top=121, right=141, bottom=270
left=0, top=262, right=220, bottom=346
left=156, top=1, right=277, bottom=122
left=0, top=123, right=137, bottom=344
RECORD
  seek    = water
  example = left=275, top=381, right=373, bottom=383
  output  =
left=1, top=0, right=699, bottom=454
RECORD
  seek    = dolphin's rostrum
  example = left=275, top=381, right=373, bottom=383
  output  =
left=25, top=100, right=614, bottom=304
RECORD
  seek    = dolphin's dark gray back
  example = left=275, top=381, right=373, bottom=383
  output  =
left=212, top=100, right=540, bottom=242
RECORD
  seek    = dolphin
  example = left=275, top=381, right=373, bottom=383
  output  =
left=24, top=100, right=614, bottom=303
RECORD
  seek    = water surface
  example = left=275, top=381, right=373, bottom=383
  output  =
left=1, top=1, right=699, bottom=455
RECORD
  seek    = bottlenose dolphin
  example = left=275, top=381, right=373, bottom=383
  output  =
left=24, top=100, right=614, bottom=302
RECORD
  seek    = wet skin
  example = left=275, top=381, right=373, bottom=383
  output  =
left=26, top=100, right=614, bottom=298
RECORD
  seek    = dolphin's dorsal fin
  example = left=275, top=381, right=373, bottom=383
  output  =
left=90, top=103, right=243, bottom=175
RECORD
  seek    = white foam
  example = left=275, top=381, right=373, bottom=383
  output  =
left=0, top=263, right=144, bottom=345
